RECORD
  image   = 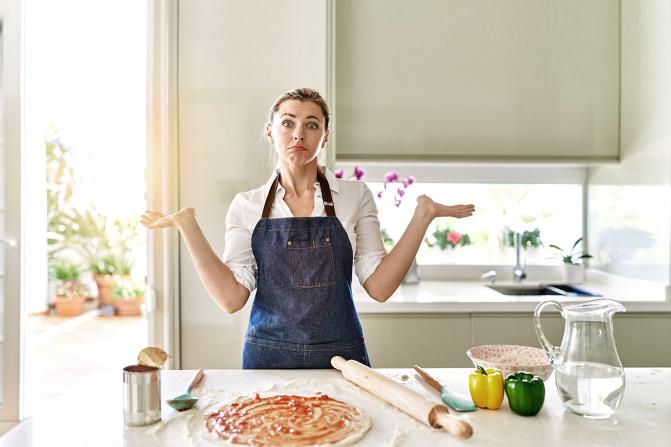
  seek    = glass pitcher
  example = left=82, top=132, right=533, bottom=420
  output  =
left=534, top=299, right=626, bottom=419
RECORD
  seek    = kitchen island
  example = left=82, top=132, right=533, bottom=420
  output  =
left=1, top=368, right=668, bottom=446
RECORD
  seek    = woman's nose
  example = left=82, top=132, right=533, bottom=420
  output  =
left=293, top=133, right=304, bottom=141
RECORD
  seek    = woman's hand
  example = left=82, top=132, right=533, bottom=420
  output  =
left=415, top=194, right=475, bottom=220
left=140, top=207, right=195, bottom=230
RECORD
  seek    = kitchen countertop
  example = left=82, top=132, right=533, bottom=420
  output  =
left=2, top=368, right=669, bottom=446
left=353, top=269, right=671, bottom=313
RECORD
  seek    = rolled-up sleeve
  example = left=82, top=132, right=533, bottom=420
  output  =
left=353, top=184, right=387, bottom=285
left=222, top=194, right=257, bottom=292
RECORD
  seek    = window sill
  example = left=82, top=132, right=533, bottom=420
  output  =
left=353, top=269, right=671, bottom=314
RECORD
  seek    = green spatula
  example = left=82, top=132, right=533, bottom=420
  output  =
left=414, top=365, right=477, bottom=412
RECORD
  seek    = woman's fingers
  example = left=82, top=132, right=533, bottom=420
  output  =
left=146, top=210, right=166, bottom=219
left=140, top=210, right=175, bottom=228
left=449, top=204, right=475, bottom=218
left=436, top=203, right=475, bottom=218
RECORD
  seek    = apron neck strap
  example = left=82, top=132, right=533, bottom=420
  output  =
left=261, top=168, right=336, bottom=218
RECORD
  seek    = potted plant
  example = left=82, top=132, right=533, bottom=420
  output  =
left=89, top=254, right=117, bottom=306
left=549, top=237, right=593, bottom=283
left=90, top=252, right=134, bottom=306
left=111, top=278, right=145, bottom=316
left=503, top=227, right=542, bottom=249
left=50, top=259, right=89, bottom=317
left=426, top=224, right=472, bottom=250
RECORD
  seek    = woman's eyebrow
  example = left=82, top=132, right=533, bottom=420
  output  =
left=280, top=112, right=321, bottom=122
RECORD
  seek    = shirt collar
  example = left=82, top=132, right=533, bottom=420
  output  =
left=262, top=165, right=341, bottom=197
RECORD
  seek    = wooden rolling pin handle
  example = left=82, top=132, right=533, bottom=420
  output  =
left=331, top=356, right=473, bottom=440
left=430, top=406, right=473, bottom=439
left=331, top=356, right=348, bottom=371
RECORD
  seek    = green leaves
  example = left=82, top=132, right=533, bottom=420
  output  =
left=49, top=259, right=84, bottom=282
left=548, top=237, right=592, bottom=264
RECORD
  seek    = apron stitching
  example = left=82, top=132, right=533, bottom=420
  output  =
left=244, top=340, right=306, bottom=352
left=246, top=340, right=364, bottom=352
left=292, top=281, right=335, bottom=289
left=287, top=244, right=332, bottom=250
left=255, top=226, right=341, bottom=232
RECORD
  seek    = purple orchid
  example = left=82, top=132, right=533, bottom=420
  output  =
left=383, top=171, right=399, bottom=184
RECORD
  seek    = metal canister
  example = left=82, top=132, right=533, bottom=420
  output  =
left=123, top=365, right=161, bottom=426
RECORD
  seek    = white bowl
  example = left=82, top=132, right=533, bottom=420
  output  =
left=466, top=344, right=553, bottom=381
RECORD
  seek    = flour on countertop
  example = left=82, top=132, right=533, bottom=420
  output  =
left=131, top=378, right=468, bottom=447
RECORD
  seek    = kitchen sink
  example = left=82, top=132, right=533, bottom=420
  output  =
left=487, top=284, right=601, bottom=297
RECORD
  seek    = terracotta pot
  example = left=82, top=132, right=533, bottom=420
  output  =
left=54, top=295, right=87, bottom=317
left=93, top=274, right=117, bottom=306
left=113, top=295, right=144, bottom=316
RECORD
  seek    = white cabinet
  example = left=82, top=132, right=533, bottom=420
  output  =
left=334, top=0, right=620, bottom=161
left=360, top=313, right=671, bottom=368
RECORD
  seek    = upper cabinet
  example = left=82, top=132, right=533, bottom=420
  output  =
left=334, top=0, right=620, bottom=162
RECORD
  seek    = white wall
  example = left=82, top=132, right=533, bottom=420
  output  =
left=178, top=0, right=328, bottom=368
left=587, top=0, right=671, bottom=283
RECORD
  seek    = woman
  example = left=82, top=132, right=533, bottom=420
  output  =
left=141, top=88, right=474, bottom=369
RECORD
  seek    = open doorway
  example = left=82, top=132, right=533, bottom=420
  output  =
left=23, top=0, right=149, bottom=417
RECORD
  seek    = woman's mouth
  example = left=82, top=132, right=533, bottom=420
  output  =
left=289, top=145, right=307, bottom=152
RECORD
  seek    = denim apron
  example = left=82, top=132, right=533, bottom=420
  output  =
left=242, top=170, right=371, bottom=369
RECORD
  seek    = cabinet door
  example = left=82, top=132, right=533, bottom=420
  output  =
left=335, top=0, right=619, bottom=161
left=360, top=314, right=471, bottom=367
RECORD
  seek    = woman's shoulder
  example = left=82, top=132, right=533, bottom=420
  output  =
left=226, top=184, right=267, bottom=222
left=234, top=184, right=266, bottom=204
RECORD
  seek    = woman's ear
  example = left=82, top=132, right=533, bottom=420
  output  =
left=321, top=130, right=330, bottom=148
left=265, top=123, right=274, bottom=144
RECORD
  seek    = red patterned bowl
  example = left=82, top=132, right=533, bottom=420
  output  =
left=466, top=344, right=553, bottom=381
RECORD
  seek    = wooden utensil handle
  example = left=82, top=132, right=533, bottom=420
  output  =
left=187, top=368, right=204, bottom=393
left=414, top=365, right=443, bottom=393
left=331, top=357, right=472, bottom=439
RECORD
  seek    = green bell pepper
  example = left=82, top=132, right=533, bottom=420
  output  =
left=504, top=372, right=545, bottom=416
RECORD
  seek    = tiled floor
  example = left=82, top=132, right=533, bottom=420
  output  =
left=24, top=309, right=148, bottom=418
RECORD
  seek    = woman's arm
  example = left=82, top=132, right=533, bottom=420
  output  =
left=362, top=196, right=474, bottom=302
left=140, top=208, right=251, bottom=313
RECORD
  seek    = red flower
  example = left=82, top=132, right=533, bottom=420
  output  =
left=447, top=232, right=462, bottom=245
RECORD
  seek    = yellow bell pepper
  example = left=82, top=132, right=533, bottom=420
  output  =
left=469, top=366, right=504, bottom=410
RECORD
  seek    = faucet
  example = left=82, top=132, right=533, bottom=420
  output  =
left=513, top=232, right=527, bottom=282
left=481, top=270, right=497, bottom=284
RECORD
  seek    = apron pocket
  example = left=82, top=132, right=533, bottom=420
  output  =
left=287, top=238, right=336, bottom=288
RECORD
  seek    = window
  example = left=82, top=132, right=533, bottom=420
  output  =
left=370, top=182, right=582, bottom=266
left=336, top=163, right=586, bottom=267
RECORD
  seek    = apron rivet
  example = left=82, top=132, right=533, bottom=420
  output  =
left=287, top=240, right=292, bottom=246
left=325, top=237, right=330, bottom=242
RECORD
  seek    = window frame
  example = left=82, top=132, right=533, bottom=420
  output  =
left=333, top=161, right=590, bottom=280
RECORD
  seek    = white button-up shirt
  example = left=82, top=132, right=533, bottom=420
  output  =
left=223, top=166, right=387, bottom=292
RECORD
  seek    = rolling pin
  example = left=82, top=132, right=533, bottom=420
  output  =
left=331, top=356, right=473, bottom=439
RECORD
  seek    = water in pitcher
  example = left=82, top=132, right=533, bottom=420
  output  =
left=555, top=361, right=625, bottom=419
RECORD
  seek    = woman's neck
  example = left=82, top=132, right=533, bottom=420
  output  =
left=278, top=162, right=319, bottom=198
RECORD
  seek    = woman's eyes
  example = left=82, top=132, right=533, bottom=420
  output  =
left=281, top=120, right=319, bottom=130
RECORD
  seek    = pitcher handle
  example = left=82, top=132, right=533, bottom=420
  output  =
left=534, top=300, right=563, bottom=365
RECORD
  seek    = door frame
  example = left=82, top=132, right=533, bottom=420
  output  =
left=146, top=0, right=181, bottom=369
left=1, top=0, right=24, bottom=422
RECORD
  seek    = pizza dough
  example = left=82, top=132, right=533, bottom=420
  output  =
left=205, top=393, right=371, bottom=447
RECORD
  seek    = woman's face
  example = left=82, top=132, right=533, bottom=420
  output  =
left=266, top=99, right=329, bottom=167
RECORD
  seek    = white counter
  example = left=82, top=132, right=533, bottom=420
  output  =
left=2, top=368, right=669, bottom=446
left=353, top=269, right=671, bottom=313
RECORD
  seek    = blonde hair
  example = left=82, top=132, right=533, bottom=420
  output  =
left=266, top=87, right=331, bottom=131
left=265, top=88, right=331, bottom=169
